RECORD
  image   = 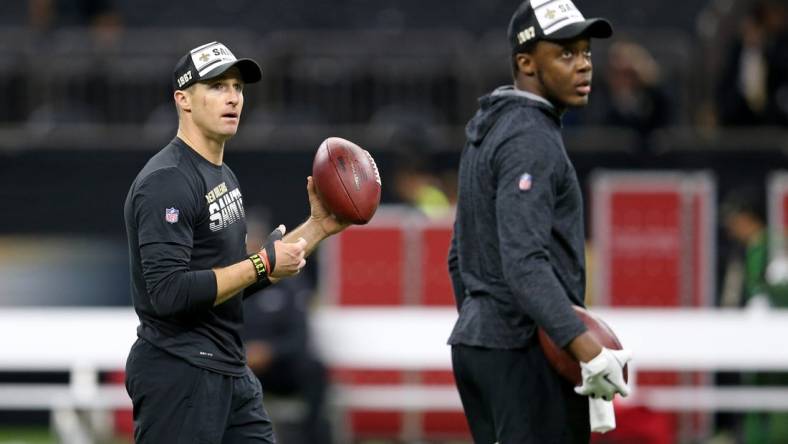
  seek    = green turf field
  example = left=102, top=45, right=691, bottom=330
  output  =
left=0, top=427, right=53, bottom=444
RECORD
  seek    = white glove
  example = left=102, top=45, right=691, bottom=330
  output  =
left=574, top=347, right=632, bottom=401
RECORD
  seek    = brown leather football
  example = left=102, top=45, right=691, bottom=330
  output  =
left=538, top=306, right=628, bottom=385
left=312, top=137, right=381, bottom=224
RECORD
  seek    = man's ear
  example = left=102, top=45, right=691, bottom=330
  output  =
left=516, top=52, right=536, bottom=77
left=174, top=89, right=191, bottom=113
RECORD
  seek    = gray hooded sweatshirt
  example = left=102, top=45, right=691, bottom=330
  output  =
left=448, top=86, right=587, bottom=350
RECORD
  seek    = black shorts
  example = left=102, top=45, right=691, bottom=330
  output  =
left=451, top=342, right=590, bottom=444
left=125, top=338, right=275, bottom=444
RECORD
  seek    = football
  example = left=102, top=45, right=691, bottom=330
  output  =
left=537, top=306, right=628, bottom=385
left=312, top=137, right=381, bottom=224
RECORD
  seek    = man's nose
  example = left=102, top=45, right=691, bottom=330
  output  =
left=578, top=56, right=592, bottom=72
left=227, top=89, right=240, bottom=104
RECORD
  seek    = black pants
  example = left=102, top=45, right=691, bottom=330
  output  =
left=125, top=338, right=275, bottom=443
left=451, top=343, right=590, bottom=444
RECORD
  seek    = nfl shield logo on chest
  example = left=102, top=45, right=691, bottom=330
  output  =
left=165, top=207, right=180, bottom=224
left=518, top=173, right=533, bottom=191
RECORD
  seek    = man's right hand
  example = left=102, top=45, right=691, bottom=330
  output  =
left=574, top=347, right=632, bottom=401
left=269, top=235, right=307, bottom=279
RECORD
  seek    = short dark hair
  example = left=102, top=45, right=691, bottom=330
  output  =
left=510, top=41, right=538, bottom=78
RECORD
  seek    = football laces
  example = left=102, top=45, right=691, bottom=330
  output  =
left=365, top=150, right=382, bottom=186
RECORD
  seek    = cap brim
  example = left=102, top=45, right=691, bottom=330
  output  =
left=200, top=58, right=263, bottom=84
left=546, top=18, right=613, bottom=41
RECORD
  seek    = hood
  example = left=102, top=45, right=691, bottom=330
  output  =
left=465, top=86, right=559, bottom=146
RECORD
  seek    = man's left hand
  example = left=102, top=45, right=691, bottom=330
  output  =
left=574, top=347, right=632, bottom=401
left=307, top=176, right=350, bottom=236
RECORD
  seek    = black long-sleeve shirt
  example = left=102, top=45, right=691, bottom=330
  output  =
left=124, top=137, right=250, bottom=376
left=448, top=86, right=587, bottom=349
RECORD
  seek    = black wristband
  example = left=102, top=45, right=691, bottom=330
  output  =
left=248, top=253, right=270, bottom=284
left=263, top=227, right=283, bottom=273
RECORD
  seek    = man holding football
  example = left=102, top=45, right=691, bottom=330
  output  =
left=448, top=2, right=632, bottom=442
left=123, top=41, right=348, bottom=443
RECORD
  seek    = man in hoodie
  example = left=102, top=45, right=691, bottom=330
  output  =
left=447, top=2, right=631, bottom=442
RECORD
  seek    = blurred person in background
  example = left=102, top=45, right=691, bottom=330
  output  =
left=447, top=1, right=631, bottom=442
left=25, top=0, right=125, bottom=126
left=242, top=209, right=332, bottom=444
left=720, top=186, right=788, bottom=309
left=716, top=0, right=788, bottom=126
left=597, top=41, right=672, bottom=141
left=123, top=41, right=348, bottom=443
left=389, top=127, right=452, bottom=219
left=438, top=168, right=459, bottom=207
left=392, top=154, right=452, bottom=220
left=717, top=186, right=788, bottom=444
left=28, top=0, right=124, bottom=44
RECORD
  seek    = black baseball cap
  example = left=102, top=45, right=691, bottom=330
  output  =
left=507, top=0, right=613, bottom=54
left=172, top=41, right=262, bottom=90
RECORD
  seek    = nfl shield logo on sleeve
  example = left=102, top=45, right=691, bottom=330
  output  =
left=165, top=207, right=180, bottom=224
left=518, top=173, right=533, bottom=191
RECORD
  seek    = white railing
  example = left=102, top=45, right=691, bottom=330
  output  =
left=2, top=307, right=788, bottom=441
